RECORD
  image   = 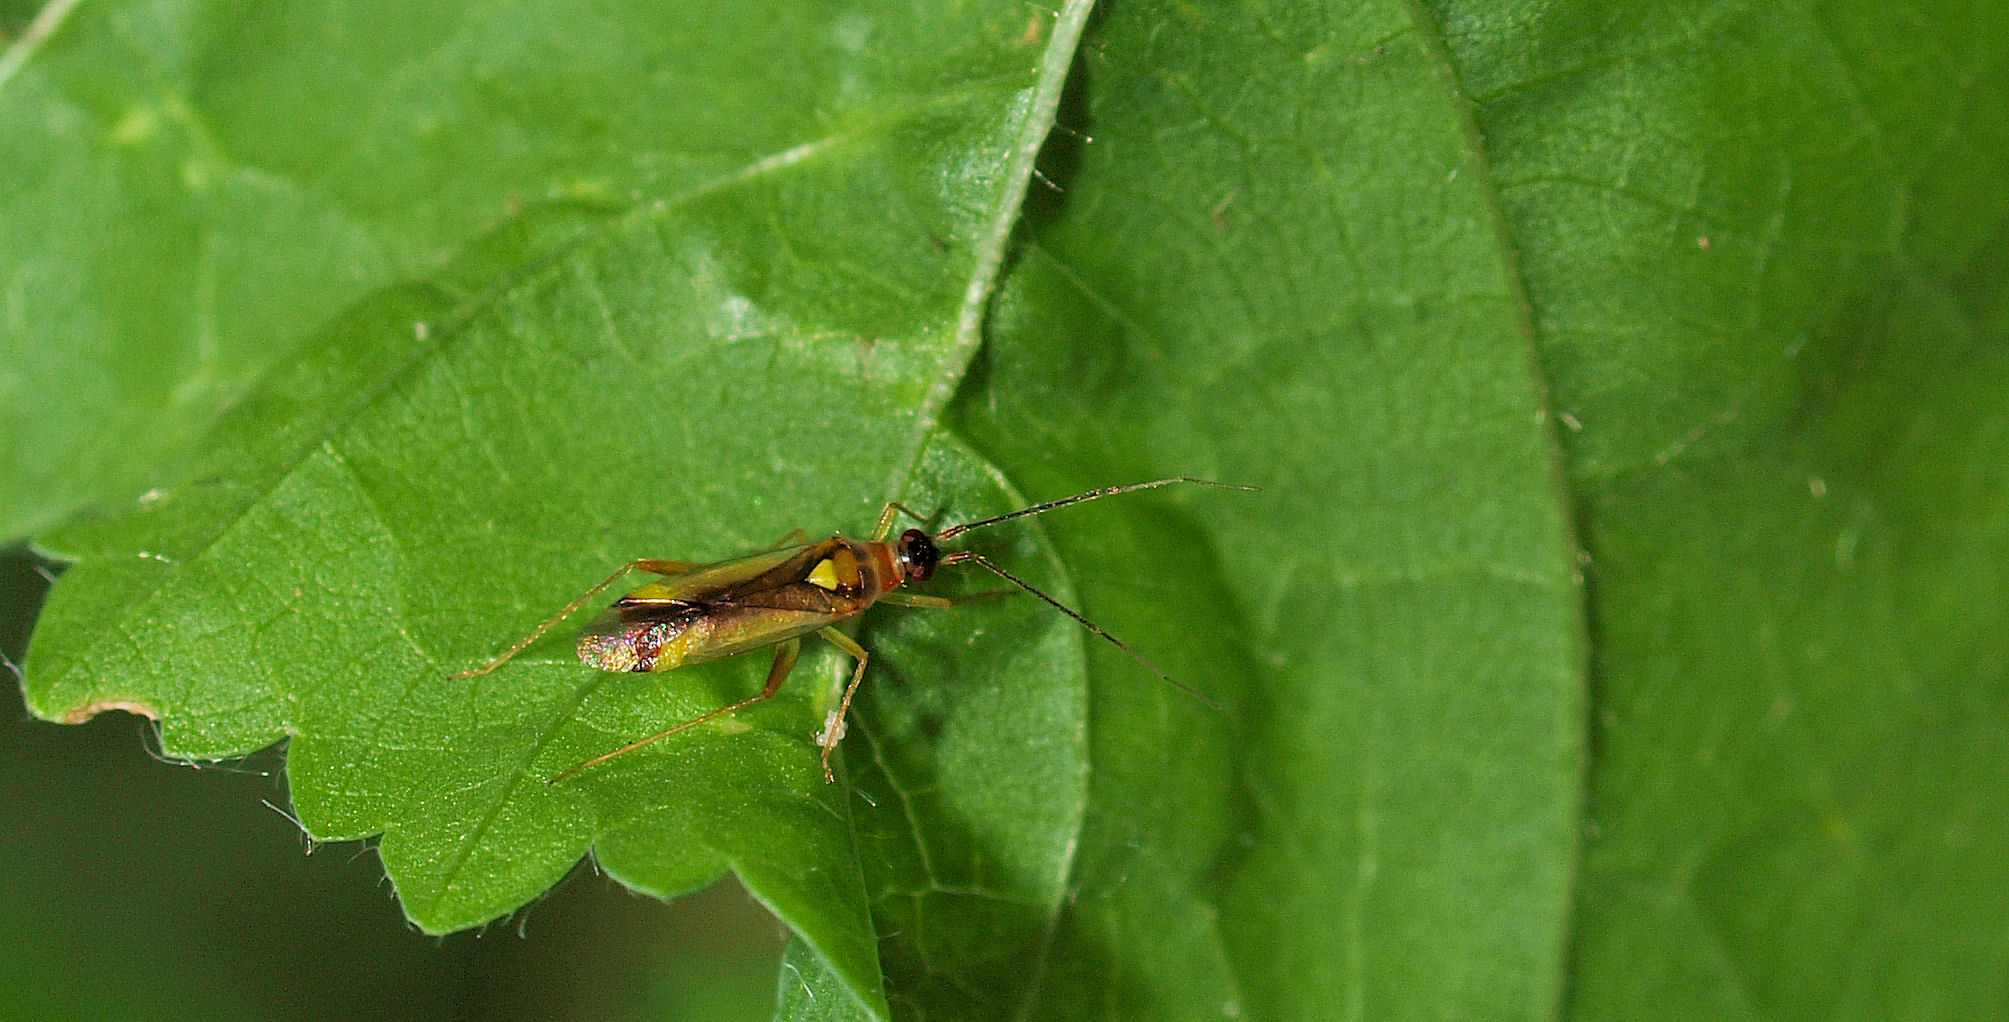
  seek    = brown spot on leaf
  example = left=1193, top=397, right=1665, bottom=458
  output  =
left=1020, top=11, right=1045, bottom=45
left=62, top=699, right=162, bottom=724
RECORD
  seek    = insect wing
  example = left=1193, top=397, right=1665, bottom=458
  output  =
left=578, top=539, right=866, bottom=672
left=615, top=543, right=824, bottom=605
left=578, top=593, right=845, bottom=672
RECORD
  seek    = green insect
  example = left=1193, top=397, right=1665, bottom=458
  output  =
left=455, top=477, right=1251, bottom=783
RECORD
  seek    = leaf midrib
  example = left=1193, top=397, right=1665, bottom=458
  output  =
left=835, top=6, right=1102, bottom=1020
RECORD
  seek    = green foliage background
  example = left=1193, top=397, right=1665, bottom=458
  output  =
left=4, top=0, right=2005, bottom=1019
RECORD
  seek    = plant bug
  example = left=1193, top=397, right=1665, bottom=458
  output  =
left=454, top=477, right=1255, bottom=784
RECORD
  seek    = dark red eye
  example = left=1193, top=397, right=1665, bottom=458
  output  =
left=898, top=528, right=939, bottom=581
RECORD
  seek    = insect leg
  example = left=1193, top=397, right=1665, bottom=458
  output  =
left=454, top=558, right=699, bottom=678
left=870, top=501, right=932, bottom=542
left=815, top=626, right=871, bottom=783
left=549, top=636, right=802, bottom=784
left=878, top=588, right=1014, bottom=609
left=875, top=591, right=955, bottom=609
left=765, top=527, right=812, bottom=550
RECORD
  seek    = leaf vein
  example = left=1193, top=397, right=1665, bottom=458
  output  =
left=0, top=0, right=82, bottom=96
left=421, top=680, right=591, bottom=919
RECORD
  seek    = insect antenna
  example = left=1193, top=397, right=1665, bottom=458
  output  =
left=940, top=549, right=1221, bottom=709
left=935, top=476, right=1256, bottom=541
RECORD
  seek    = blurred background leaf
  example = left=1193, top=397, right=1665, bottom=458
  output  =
left=1425, top=1, right=2009, bottom=1015
left=5, top=1, right=2006, bottom=1021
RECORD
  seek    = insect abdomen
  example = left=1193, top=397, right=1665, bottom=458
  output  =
left=576, top=605, right=706, bottom=673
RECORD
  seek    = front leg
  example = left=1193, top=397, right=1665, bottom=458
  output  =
left=765, top=527, right=812, bottom=550
left=870, top=501, right=932, bottom=542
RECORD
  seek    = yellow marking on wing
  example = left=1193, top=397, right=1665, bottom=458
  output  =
left=653, top=627, right=694, bottom=672
left=806, top=559, right=840, bottom=590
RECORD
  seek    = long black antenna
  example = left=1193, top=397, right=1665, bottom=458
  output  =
left=936, top=477, right=1257, bottom=541
left=940, top=550, right=1221, bottom=709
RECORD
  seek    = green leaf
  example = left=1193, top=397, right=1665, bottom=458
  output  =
left=942, top=0, right=2009, bottom=1017
left=950, top=3, right=1586, bottom=1019
left=18, top=1, right=1096, bottom=1018
left=0, top=0, right=1032, bottom=539
left=13, top=0, right=2007, bottom=1019
left=1426, top=1, right=2009, bottom=1016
